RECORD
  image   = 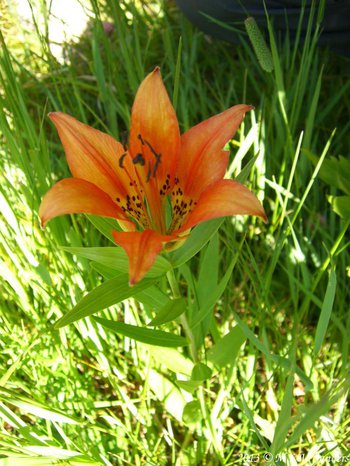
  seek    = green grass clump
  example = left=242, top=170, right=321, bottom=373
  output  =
left=0, top=1, right=349, bottom=465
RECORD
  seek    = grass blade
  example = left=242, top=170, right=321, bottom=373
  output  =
left=94, top=317, right=187, bottom=347
left=314, top=267, right=337, bottom=356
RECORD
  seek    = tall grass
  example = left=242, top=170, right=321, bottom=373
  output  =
left=0, top=1, right=349, bottom=465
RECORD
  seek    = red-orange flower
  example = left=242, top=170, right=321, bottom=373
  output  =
left=39, top=67, right=266, bottom=285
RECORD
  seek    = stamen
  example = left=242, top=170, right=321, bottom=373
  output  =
left=132, top=153, right=146, bottom=166
left=119, top=152, right=127, bottom=168
left=121, top=130, right=128, bottom=150
left=152, top=154, right=161, bottom=177
left=138, top=133, right=161, bottom=161
left=137, top=133, right=162, bottom=182
left=144, top=139, right=159, bottom=158
left=146, top=162, right=151, bottom=183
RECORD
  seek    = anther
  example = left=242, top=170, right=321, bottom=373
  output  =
left=118, top=152, right=127, bottom=168
left=146, top=162, right=151, bottom=182
left=121, top=131, right=128, bottom=151
left=152, top=154, right=161, bottom=177
left=144, top=139, right=159, bottom=159
left=132, top=153, right=145, bottom=166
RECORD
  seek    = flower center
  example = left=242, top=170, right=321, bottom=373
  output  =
left=117, top=135, right=197, bottom=234
left=168, top=178, right=197, bottom=233
left=116, top=134, right=169, bottom=232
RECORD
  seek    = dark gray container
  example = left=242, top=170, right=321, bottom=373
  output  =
left=175, top=0, right=350, bottom=56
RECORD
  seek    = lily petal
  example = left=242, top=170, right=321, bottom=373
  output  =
left=39, top=178, right=127, bottom=227
left=177, top=104, right=252, bottom=198
left=112, top=229, right=173, bottom=285
left=129, top=68, right=181, bottom=232
left=129, top=67, right=180, bottom=185
left=49, top=112, right=136, bottom=201
left=177, top=179, right=267, bottom=233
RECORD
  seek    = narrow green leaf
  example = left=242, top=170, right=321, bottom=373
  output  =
left=194, top=234, right=220, bottom=346
left=232, top=310, right=313, bottom=391
left=172, top=36, right=182, bottom=111
left=0, top=388, right=79, bottom=425
left=207, top=326, right=246, bottom=368
left=14, top=446, right=84, bottom=459
left=94, top=317, right=187, bottom=347
left=284, top=377, right=350, bottom=449
left=197, top=234, right=219, bottom=307
left=148, top=298, right=186, bottom=326
left=235, top=153, right=259, bottom=183
left=0, top=401, right=25, bottom=429
left=54, top=275, right=155, bottom=328
left=237, top=395, right=270, bottom=451
left=85, top=214, right=121, bottom=241
left=191, top=254, right=238, bottom=329
left=10, top=401, right=79, bottom=424
left=270, top=372, right=295, bottom=455
left=90, top=262, right=123, bottom=279
left=62, top=246, right=171, bottom=277
left=314, top=268, right=337, bottom=355
left=303, top=68, right=323, bottom=149
left=169, top=218, right=223, bottom=268
left=135, top=286, right=170, bottom=309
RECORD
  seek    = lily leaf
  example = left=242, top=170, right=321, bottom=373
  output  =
left=190, top=253, right=239, bottom=329
left=62, top=246, right=171, bottom=277
left=86, top=214, right=122, bottom=241
left=147, top=298, right=186, bottom=326
left=94, top=317, right=187, bottom=347
left=169, top=218, right=223, bottom=268
left=54, top=274, right=155, bottom=328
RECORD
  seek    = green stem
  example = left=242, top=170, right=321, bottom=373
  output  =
left=166, top=268, right=224, bottom=462
left=166, top=269, right=198, bottom=362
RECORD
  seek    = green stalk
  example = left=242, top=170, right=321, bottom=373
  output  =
left=166, top=268, right=224, bottom=462
left=166, top=268, right=198, bottom=362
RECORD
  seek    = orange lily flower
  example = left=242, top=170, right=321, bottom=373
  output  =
left=39, top=67, right=266, bottom=285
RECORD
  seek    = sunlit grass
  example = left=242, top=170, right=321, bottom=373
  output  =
left=1, top=0, right=349, bottom=465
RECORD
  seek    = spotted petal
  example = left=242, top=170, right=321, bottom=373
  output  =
left=177, top=179, right=267, bottom=233
left=49, top=112, right=137, bottom=202
left=112, top=230, right=174, bottom=285
left=129, top=68, right=181, bottom=232
left=39, top=178, right=127, bottom=227
left=129, top=67, right=180, bottom=186
left=177, top=104, right=252, bottom=199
